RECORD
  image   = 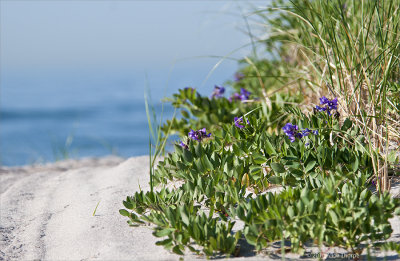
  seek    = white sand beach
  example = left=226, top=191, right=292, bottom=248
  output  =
left=1, top=156, right=399, bottom=261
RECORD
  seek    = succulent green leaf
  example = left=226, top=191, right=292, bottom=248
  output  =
left=154, top=228, right=175, bottom=237
left=182, top=149, right=194, bottom=162
left=119, top=209, right=130, bottom=217
left=271, top=162, right=285, bottom=173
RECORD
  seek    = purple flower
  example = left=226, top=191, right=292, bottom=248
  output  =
left=301, top=128, right=311, bottom=137
left=234, top=117, right=249, bottom=129
left=234, top=117, right=245, bottom=129
left=319, top=96, right=330, bottom=105
left=282, top=123, right=299, bottom=142
left=188, top=129, right=198, bottom=140
left=315, top=105, right=327, bottom=112
left=229, top=88, right=251, bottom=102
left=234, top=72, right=245, bottom=82
left=228, top=93, right=241, bottom=102
left=188, top=128, right=211, bottom=141
left=184, top=87, right=195, bottom=93
left=328, top=98, right=338, bottom=110
left=315, top=96, right=338, bottom=116
left=282, top=123, right=298, bottom=133
left=240, top=88, right=251, bottom=100
left=210, top=85, right=225, bottom=99
left=179, top=141, right=189, bottom=150
left=283, top=123, right=318, bottom=142
left=199, top=128, right=211, bottom=137
left=371, top=176, right=380, bottom=186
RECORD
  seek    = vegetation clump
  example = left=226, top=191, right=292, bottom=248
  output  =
left=121, top=0, right=400, bottom=258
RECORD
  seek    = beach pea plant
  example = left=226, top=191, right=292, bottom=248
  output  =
left=160, top=87, right=252, bottom=138
left=121, top=95, right=400, bottom=257
left=232, top=174, right=400, bottom=255
left=121, top=0, right=400, bottom=258
left=161, top=86, right=298, bottom=138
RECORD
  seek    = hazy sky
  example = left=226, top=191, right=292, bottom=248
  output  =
left=1, top=1, right=271, bottom=110
left=1, top=1, right=267, bottom=72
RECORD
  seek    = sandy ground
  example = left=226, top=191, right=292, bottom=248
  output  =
left=1, top=156, right=399, bottom=261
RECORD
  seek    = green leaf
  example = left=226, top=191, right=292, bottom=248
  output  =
left=172, top=245, right=184, bottom=255
left=328, top=210, right=339, bottom=226
left=304, top=161, right=316, bottom=173
left=341, top=118, right=352, bottom=131
left=297, top=201, right=304, bottom=214
left=285, top=176, right=297, bottom=186
left=187, top=245, right=197, bottom=253
left=194, top=142, right=203, bottom=157
left=210, top=237, right=217, bottom=249
left=154, top=228, right=175, bottom=237
left=232, top=144, right=241, bottom=156
left=181, top=110, right=189, bottom=118
left=192, top=109, right=202, bottom=117
left=250, top=166, right=262, bottom=175
left=202, top=155, right=214, bottom=171
left=129, top=212, right=140, bottom=220
left=270, top=162, right=285, bottom=173
left=288, top=168, right=303, bottom=178
left=156, top=238, right=173, bottom=246
left=181, top=211, right=190, bottom=226
left=287, top=206, right=294, bottom=219
left=268, top=176, right=283, bottom=184
left=351, top=157, right=359, bottom=172
left=253, top=153, right=267, bottom=164
left=119, top=209, right=130, bottom=217
left=264, top=139, right=277, bottom=155
left=195, top=158, right=204, bottom=173
left=122, top=200, right=134, bottom=210
left=182, top=149, right=193, bottom=162
left=241, top=173, right=250, bottom=187
left=245, top=234, right=258, bottom=245
left=381, top=241, right=400, bottom=254
left=193, top=224, right=200, bottom=240
left=309, top=171, right=318, bottom=178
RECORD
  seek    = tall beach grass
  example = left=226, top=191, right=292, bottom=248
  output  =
left=250, top=0, right=400, bottom=192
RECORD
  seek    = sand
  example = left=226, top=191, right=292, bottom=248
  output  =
left=1, top=156, right=399, bottom=261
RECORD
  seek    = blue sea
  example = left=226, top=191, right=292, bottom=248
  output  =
left=0, top=65, right=238, bottom=166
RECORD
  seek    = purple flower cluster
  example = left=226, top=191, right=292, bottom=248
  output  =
left=315, top=96, right=338, bottom=116
left=282, top=123, right=302, bottom=142
left=229, top=88, right=251, bottom=102
left=210, top=85, right=225, bottom=99
left=179, top=141, right=189, bottom=150
left=234, top=72, right=245, bottom=82
left=234, top=117, right=249, bottom=129
left=371, top=176, right=380, bottom=186
left=179, top=127, right=212, bottom=149
left=282, top=123, right=318, bottom=142
left=188, top=128, right=211, bottom=141
left=184, top=87, right=195, bottom=93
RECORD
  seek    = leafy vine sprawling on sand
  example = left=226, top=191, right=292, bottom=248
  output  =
left=121, top=0, right=400, bottom=258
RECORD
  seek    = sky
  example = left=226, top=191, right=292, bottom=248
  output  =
left=1, top=1, right=267, bottom=71
left=1, top=1, right=270, bottom=105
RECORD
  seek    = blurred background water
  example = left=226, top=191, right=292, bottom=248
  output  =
left=0, top=1, right=265, bottom=166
